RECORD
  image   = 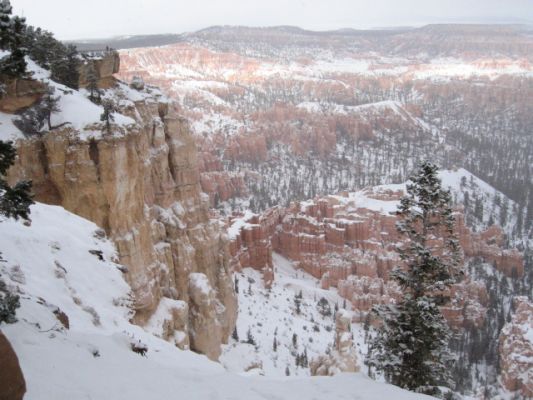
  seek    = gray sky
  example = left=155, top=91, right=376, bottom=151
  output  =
left=11, top=0, right=533, bottom=40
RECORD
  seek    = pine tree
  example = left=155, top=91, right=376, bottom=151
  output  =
left=366, top=161, right=462, bottom=396
left=0, top=140, right=33, bottom=220
left=317, top=297, right=331, bottom=317
left=0, top=15, right=27, bottom=77
left=100, top=99, right=116, bottom=134
left=0, top=0, right=12, bottom=50
left=246, top=328, right=256, bottom=346
left=86, top=62, right=100, bottom=103
left=231, top=327, right=239, bottom=341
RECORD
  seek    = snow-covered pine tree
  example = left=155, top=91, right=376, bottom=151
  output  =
left=0, top=0, right=12, bottom=50
left=366, top=161, right=462, bottom=397
left=3, top=15, right=28, bottom=76
left=0, top=0, right=27, bottom=77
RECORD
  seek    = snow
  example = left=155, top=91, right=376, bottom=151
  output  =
left=0, top=56, right=140, bottom=141
left=227, top=210, right=256, bottom=239
left=0, top=203, right=432, bottom=400
left=221, top=253, right=367, bottom=378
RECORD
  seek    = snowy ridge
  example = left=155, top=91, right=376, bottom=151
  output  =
left=0, top=203, right=431, bottom=399
left=0, top=56, right=140, bottom=142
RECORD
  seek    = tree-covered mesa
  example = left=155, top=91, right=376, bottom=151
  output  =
left=365, top=161, right=463, bottom=397
left=0, top=140, right=33, bottom=324
left=0, top=0, right=80, bottom=87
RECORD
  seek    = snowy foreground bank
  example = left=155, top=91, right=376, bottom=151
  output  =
left=0, top=203, right=432, bottom=400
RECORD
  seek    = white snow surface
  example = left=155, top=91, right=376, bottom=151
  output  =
left=0, top=203, right=432, bottom=399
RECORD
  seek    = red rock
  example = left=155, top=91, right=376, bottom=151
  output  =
left=499, top=297, right=533, bottom=398
left=0, top=331, right=26, bottom=400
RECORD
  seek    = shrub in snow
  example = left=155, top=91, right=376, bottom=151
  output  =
left=316, top=297, right=331, bottom=317
left=130, top=76, right=145, bottom=91
left=131, top=340, right=148, bottom=357
left=246, top=328, right=256, bottom=346
left=0, top=278, right=19, bottom=324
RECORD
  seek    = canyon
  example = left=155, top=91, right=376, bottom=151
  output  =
left=0, top=23, right=531, bottom=400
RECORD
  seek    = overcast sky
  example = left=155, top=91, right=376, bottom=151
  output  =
left=11, top=0, right=533, bottom=40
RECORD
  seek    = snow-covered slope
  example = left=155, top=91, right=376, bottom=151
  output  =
left=0, top=203, right=432, bottom=399
left=222, top=253, right=366, bottom=377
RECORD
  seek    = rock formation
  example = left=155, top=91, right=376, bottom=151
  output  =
left=78, top=51, right=121, bottom=89
left=310, top=310, right=359, bottom=376
left=227, top=208, right=283, bottom=288
left=0, top=331, right=26, bottom=400
left=7, top=62, right=237, bottom=360
left=228, top=185, right=522, bottom=330
left=499, top=297, right=533, bottom=398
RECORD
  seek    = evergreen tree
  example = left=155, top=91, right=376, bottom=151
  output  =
left=317, top=297, right=332, bottom=317
left=0, top=15, right=27, bottom=77
left=100, top=99, right=116, bottom=134
left=231, top=327, right=239, bottom=341
left=0, top=0, right=12, bottom=50
left=85, top=62, right=100, bottom=103
left=0, top=140, right=33, bottom=220
left=14, top=87, right=64, bottom=135
left=366, top=161, right=462, bottom=396
left=246, top=328, right=256, bottom=346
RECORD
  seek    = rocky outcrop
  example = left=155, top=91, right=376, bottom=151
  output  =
left=8, top=78, right=236, bottom=360
left=0, top=331, right=26, bottom=400
left=0, top=77, right=47, bottom=113
left=227, top=208, right=283, bottom=288
left=310, top=310, right=359, bottom=376
left=499, top=297, right=533, bottom=398
left=200, top=171, right=247, bottom=207
left=78, top=51, right=120, bottom=89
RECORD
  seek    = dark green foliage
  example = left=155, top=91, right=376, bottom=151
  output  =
left=0, top=0, right=12, bottom=50
left=231, top=327, right=239, bottom=341
left=316, top=297, right=331, bottom=317
left=21, top=23, right=80, bottom=88
left=0, top=15, right=27, bottom=77
left=86, top=62, right=100, bottom=103
left=0, top=1, right=27, bottom=78
left=100, top=99, right=116, bottom=133
left=50, top=44, right=80, bottom=90
left=0, top=140, right=33, bottom=220
left=366, top=161, right=462, bottom=396
left=0, top=277, right=19, bottom=324
left=246, top=328, right=256, bottom=346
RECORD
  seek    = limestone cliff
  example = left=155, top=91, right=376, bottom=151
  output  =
left=7, top=60, right=236, bottom=361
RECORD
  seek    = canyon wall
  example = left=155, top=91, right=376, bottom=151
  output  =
left=499, top=297, right=533, bottom=398
left=7, top=56, right=236, bottom=360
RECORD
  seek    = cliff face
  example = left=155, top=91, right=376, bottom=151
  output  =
left=499, top=297, right=533, bottom=398
left=7, top=66, right=236, bottom=360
